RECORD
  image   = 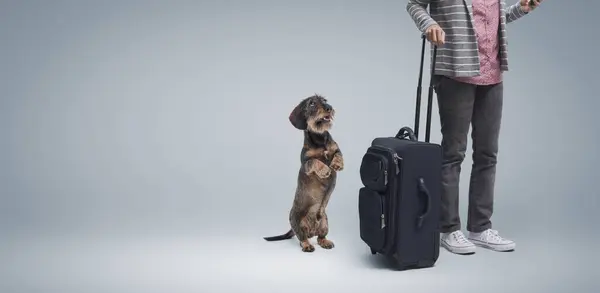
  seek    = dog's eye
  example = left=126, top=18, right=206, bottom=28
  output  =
left=309, top=102, right=315, bottom=107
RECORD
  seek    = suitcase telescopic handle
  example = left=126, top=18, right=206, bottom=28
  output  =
left=412, top=35, right=437, bottom=143
left=416, top=178, right=432, bottom=228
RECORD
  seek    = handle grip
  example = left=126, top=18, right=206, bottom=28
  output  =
left=416, top=178, right=431, bottom=228
left=395, top=127, right=417, bottom=141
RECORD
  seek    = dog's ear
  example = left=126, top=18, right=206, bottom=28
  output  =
left=289, top=100, right=307, bottom=130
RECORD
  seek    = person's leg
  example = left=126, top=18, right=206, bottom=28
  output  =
left=466, top=82, right=515, bottom=251
left=435, top=76, right=477, bottom=254
left=467, top=82, right=502, bottom=232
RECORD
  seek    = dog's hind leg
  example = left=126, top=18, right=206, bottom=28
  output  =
left=316, top=211, right=334, bottom=249
left=297, top=217, right=316, bottom=252
left=317, top=183, right=335, bottom=249
left=290, top=211, right=315, bottom=253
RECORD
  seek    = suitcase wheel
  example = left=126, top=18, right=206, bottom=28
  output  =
left=370, top=248, right=377, bottom=255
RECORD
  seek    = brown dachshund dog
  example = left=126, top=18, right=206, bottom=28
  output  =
left=263, top=95, right=344, bottom=252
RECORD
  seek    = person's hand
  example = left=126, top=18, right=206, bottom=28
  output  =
left=425, top=24, right=445, bottom=46
left=520, top=0, right=542, bottom=13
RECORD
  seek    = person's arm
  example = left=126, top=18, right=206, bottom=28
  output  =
left=505, top=2, right=528, bottom=23
left=406, top=0, right=437, bottom=33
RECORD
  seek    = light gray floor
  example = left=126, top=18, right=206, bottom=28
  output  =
left=2, top=232, right=596, bottom=293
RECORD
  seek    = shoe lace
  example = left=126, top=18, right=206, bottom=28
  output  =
left=452, top=231, right=470, bottom=244
left=485, top=229, right=504, bottom=242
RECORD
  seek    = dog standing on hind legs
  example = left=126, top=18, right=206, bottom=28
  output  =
left=263, top=95, right=344, bottom=252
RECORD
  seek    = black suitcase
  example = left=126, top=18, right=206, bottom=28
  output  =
left=358, top=36, right=442, bottom=270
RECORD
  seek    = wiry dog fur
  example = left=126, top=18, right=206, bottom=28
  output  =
left=263, top=95, right=344, bottom=252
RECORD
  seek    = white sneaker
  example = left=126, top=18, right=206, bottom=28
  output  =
left=440, top=230, right=476, bottom=255
left=468, top=229, right=516, bottom=252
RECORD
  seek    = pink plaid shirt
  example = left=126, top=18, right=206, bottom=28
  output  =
left=453, top=0, right=502, bottom=85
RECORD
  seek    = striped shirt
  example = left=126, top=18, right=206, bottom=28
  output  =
left=406, top=0, right=528, bottom=77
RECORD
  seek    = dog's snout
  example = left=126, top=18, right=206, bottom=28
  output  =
left=324, top=104, right=332, bottom=112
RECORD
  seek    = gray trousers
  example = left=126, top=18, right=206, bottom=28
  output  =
left=433, top=75, right=503, bottom=234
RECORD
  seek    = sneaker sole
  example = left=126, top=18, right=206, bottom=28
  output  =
left=441, top=240, right=476, bottom=255
left=469, top=239, right=516, bottom=252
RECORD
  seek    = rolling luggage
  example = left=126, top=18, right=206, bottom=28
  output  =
left=358, top=36, right=442, bottom=270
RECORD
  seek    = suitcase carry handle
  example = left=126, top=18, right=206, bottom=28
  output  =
left=407, top=35, right=437, bottom=143
left=395, top=126, right=417, bottom=141
left=416, top=178, right=432, bottom=228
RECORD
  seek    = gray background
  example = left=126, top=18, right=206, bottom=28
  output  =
left=1, top=0, right=598, bottom=292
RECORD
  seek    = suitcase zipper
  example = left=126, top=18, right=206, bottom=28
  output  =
left=392, top=154, right=401, bottom=175
left=384, top=170, right=388, bottom=185
left=381, top=213, right=386, bottom=229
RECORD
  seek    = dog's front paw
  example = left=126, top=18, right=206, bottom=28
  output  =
left=315, top=164, right=331, bottom=179
left=330, top=156, right=344, bottom=172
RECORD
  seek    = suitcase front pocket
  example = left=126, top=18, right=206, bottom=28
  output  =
left=359, top=152, right=389, bottom=192
left=358, top=187, right=387, bottom=252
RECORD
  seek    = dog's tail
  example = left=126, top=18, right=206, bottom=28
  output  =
left=263, top=229, right=295, bottom=241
